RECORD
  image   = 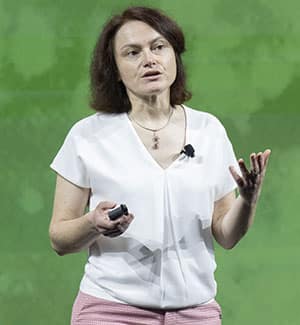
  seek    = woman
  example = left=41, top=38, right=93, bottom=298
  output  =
left=49, top=6, right=271, bottom=325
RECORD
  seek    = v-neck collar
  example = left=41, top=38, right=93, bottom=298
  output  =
left=123, top=105, right=190, bottom=172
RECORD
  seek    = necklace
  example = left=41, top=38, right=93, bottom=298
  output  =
left=128, top=107, right=174, bottom=150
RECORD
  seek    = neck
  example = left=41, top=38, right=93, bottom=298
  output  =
left=127, top=90, right=172, bottom=125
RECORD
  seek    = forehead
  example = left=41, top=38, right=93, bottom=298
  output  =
left=114, top=20, right=164, bottom=49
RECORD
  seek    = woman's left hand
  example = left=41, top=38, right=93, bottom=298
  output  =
left=229, top=149, right=271, bottom=205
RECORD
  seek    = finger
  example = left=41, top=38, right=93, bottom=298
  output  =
left=113, top=213, right=134, bottom=225
left=115, top=215, right=134, bottom=230
left=108, top=223, right=129, bottom=235
left=257, top=152, right=263, bottom=171
left=229, top=165, right=245, bottom=187
left=238, top=159, right=251, bottom=181
left=108, top=228, right=122, bottom=235
left=102, top=217, right=123, bottom=230
left=97, top=210, right=134, bottom=232
left=124, top=213, right=134, bottom=223
left=109, top=232, right=123, bottom=238
left=262, top=149, right=271, bottom=168
left=103, top=231, right=122, bottom=237
left=110, top=214, right=131, bottom=227
left=250, top=153, right=259, bottom=173
left=117, top=223, right=127, bottom=232
left=116, top=218, right=131, bottom=230
left=103, top=228, right=122, bottom=236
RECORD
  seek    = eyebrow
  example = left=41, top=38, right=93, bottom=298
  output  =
left=120, top=36, right=166, bottom=51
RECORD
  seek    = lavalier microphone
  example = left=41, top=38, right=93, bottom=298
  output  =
left=180, top=144, right=195, bottom=158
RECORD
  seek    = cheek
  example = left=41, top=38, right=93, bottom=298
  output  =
left=118, top=63, right=136, bottom=84
left=168, top=55, right=177, bottom=81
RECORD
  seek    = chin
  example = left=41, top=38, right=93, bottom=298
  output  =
left=141, top=85, right=169, bottom=96
left=129, top=83, right=171, bottom=100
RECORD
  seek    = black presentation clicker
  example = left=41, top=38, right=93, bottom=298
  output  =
left=108, top=204, right=128, bottom=221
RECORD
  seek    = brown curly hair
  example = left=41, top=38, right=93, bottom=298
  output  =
left=89, top=6, right=192, bottom=114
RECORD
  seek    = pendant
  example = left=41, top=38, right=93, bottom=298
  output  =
left=152, top=132, right=160, bottom=150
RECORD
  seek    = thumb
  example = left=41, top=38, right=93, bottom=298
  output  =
left=97, top=201, right=117, bottom=211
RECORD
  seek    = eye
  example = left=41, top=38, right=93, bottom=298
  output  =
left=153, top=44, right=164, bottom=51
left=127, top=50, right=139, bottom=57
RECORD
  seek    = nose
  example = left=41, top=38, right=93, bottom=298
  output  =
left=142, top=49, right=156, bottom=67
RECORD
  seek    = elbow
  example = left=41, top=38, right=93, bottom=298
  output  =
left=218, top=230, right=247, bottom=250
left=221, top=237, right=243, bottom=250
left=49, top=227, right=68, bottom=256
left=215, top=237, right=235, bottom=250
left=214, top=231, right=238, bottom=250
left=53, top=246, right=67, bottom=256
left=222, top=241, right=237, bottom=250
left=49, top=231, right=81, bottom=256
left=49, top=238, right=67, bottom=256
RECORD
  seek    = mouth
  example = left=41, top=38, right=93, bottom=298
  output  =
left=142, top=70, right=162, bottom=79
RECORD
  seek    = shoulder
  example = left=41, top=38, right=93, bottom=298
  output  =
left=182, top=104, right=227, bottom=136
left=67, top=111, right=120, bottom=139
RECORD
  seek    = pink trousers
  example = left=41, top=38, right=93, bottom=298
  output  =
left=71, top=291, right=222, bottom=325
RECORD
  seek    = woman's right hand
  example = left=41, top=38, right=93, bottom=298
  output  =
left=86, top=201, right=134, bottom=238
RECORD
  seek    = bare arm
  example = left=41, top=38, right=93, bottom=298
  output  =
left=212, top=191, right=256, bottom=249
left=212, top=149, right=271, bottom=249
left=49, top=174, right=134, bottom=256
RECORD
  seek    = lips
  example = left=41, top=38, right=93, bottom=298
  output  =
left=142, top=70, right=161, bottom=78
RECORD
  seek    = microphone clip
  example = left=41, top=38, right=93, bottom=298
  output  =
left=180, top=144, right=195, bottom=158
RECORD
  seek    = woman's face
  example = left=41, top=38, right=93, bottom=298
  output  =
left=113, top=20, right=177, bottom=99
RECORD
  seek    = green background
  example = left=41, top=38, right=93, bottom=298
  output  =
left=1, top=0, right=299, bottom=324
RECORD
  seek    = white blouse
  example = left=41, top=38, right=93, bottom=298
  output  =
left=50, top=105, right=240, bottom=309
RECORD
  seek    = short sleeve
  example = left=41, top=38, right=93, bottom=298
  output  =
left=50, top=124, right=90, bottom=188
left=214, top=124, right=240, bottom=201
